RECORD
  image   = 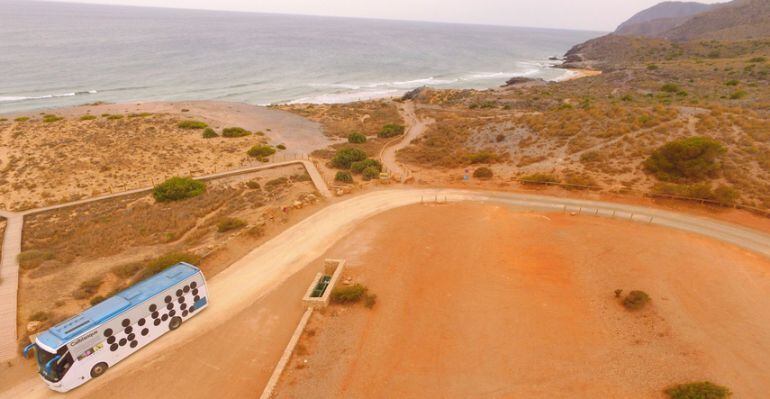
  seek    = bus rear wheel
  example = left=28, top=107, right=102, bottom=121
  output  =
left=169, top=316, right=182, bottom=331
left=90, top=362, right=108, bottom=378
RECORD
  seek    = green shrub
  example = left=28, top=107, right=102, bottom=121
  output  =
left=42, top=114, right=63, bottom=123
left=712, top=185, right=739, bottom=206
left=79, top=115, right=97, bottom=121
left=221, top=127, right=251, bottom=137
left=378, top=124, right=405, bottom=138
left=18, top=250, right=54, bottom=270
left=335, top=171, right=353, bottom=183
left=473, top=167, right=493, bottom=179
left=664, top=381, right=731, bottom=399
left=247, top=145, right=276, bottom=159
left=724, top=80, right=739, bottom=86
left=520, top=173, right=559, bottom=185
left=661, top=83, right=681, bottom=93
left=348, top=132, right=367, bottom=143
left=14, top=116, right=29, bottom=122
left=331, top=284, right=368, bottom=304
left=647, top=64, right=659, bottom=70
left=351, top=159, right=382, bottom=174
left=276, top=144, right=286, bottom=150
left=90, top=296, right=106, bottom=306
left=138, top=252, right=200, bottom=280
left=246, top=180, right=261, bottom=190
left=177, top=120, right=208, bottom=129
left=106, top=114, right=123, bottom=120
left=202, top=128, right=218, bottom=138
left=748, top=56, right=766, bottom=63
left=362, top=166, right=381, bottom=181
left=644, top=137, right=725, bottom=182
left=729, top=90, right=747, bottom=100
left=622, top=290, right=650, bottom=310
left=152, top=177, right=206, bottom=202
left=29, top=311, right=51, bottom=322
left=332, top=148, right=367, bottom=169
left=217, top=217, right=246, bottom=233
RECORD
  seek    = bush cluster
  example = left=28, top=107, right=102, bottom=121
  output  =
left=331, top=283, right=375, bottom=307
left=222, top=127, right=251, bottom=137
left=202, top=128, right=218, bottom=138
left=664, top=381, right=731, bottom=399
left=79, top=115, right=97, bottom=121
left=152, top=177, right=206, bottom=202
left=247, top=145, right=276, bottom=159
left=177, top=120, right=208, bottom=129
left=377, top=123, right=405, bottom=138
left=18, top=250, right=54, bottom=270
left=335, top=171, right=353, bottom=183
left=644, top=137, right=725, bottom=182
left=348, top=132, right=367, bottom=143
left=43, top=114, right=63, bottom=123
left=331, top=147, right=367, bottom=169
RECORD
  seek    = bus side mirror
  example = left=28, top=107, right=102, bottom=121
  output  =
left=44, top=355, right=61, bottom=374
left=23, top=343, right=36, bottom=359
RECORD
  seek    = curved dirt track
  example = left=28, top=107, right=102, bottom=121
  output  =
left=3, top=188, right=769, bottom=398
left=379, top=102, right=429, bottom=181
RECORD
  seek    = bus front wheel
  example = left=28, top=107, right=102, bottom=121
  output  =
left=90, top=362, right=108, bottom=378
left=169, top=316, right=182, bottom=331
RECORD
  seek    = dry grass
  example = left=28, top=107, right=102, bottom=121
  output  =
left=0, top=113, right=267, bottom=210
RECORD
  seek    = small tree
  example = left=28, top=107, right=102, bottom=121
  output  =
left=348, top=132, right=367, bottom=143
left=332, top=148, right=367, bottom=169
left=644, top=137, right=725, bottom=182
left=152, top=177, right=206, bottom=202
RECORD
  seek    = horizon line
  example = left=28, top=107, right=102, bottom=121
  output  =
left=31, top=0, right=609, bottom=34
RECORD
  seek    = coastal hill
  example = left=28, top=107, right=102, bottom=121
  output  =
left=615, top=1, right=716, bottom=38
left=613, top=0, right=770, bottom=41
left=564, top=0, right=770, bottom=69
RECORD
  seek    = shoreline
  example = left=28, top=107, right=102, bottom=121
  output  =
left=0, top=68, right=601, bottom=117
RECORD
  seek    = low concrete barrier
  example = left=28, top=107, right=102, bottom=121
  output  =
left=302, top=259, right=346, bottom=309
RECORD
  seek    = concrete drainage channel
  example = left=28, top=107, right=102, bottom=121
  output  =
left=259, top=259, right=346, bottom=399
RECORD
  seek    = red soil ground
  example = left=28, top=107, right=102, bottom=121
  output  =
left=277, top=202, right=770, bottom=398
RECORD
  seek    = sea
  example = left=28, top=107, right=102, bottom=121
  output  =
left=0, top=0, right=601, bottom=113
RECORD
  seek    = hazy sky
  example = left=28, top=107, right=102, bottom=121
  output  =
left=42, top=0, right=725, bottom=31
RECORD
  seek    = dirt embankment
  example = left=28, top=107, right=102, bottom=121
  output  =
left=277, top=202, right=770, bottom=398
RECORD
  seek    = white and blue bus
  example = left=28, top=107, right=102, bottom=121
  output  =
left=23, top=262, right=208, bottom=392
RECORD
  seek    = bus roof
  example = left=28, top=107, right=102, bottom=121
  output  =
left=36, top=263, right=200, bottom=350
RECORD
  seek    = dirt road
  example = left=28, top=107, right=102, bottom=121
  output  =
left=2, top=189, right=769, bottom=398
left=277, top=203, right=770, bottom=398
left=379, top=102, right=430, bottom=181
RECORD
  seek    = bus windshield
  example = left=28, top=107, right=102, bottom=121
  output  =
left=35, top=347, right=69, bottom=382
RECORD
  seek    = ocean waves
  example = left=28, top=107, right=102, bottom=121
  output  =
left=0, top=90, right=97, bottom=104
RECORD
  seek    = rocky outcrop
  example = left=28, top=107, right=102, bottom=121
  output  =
left=402, top=87, right=427, bottom=101
left=501, top=77, right=547, bottom=88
